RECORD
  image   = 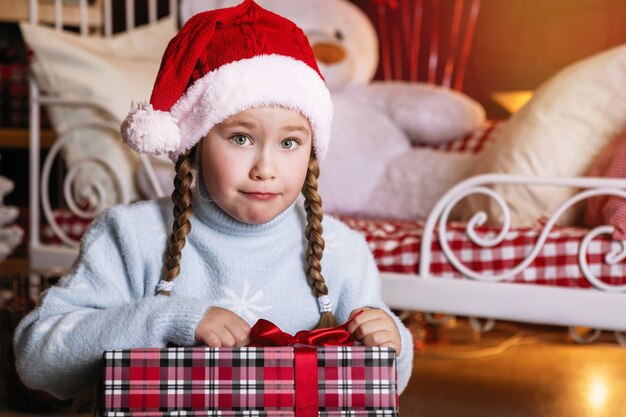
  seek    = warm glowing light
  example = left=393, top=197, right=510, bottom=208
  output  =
left=587, top=377, right=609, bottom=411
left=491, top=90, right=534, bottom=114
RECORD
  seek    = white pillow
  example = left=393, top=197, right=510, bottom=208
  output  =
left=20, top=18, right=177, bottom=206
left=461, top=43, right=626, bottom=226
left=366, top=81, right=486, bottom=145
left=365, top=148, right=479, bottom=220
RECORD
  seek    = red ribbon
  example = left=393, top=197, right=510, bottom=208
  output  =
left=248, top=314, right=361, bottom=417
left=249, top=319, right=356, bottom=348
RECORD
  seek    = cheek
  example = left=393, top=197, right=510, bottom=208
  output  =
left=202, top=152, right=234, bottom=193
left=290, top=154, right=311, bottom=189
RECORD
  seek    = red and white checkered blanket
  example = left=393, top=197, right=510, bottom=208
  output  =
left=336, top=215, right=626, bottom=289
left=47, top=210, right=625, bottom=290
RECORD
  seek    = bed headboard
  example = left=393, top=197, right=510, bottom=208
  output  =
left=27, top=0, right=179, bottom=36
left=28, top=0, right=179, bottom=272
left=361, top=0, right=480, bottom=91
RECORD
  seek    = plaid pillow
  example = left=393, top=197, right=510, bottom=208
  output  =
left=586, top=131, right=626, bottom=239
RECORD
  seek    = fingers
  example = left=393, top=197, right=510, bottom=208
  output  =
left=221, top=309, right=251, bottom=347
left=348, top=307, right=371, bottom=320
left=226, top=308, right=251, bottom=332
left=195, top=329, right=223, bottom=347
left=224, top=318, right=250, bottom=347
left=346, top=308, right=381, bottom=335
left=349, top=316, right=389, bottom=341
left=194, top=306, right=402, bottom=355
left=194, top=307, right=251, bottom=347
left=347, top=307, right=402, bottom=355
left=361, top=330, right=394, bottom=346
left=361, top=332, right=401, bottom=355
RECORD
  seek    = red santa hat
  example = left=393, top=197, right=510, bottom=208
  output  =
left=121, top=0, right=333, bottom=162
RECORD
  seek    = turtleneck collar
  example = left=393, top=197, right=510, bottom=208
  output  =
left=192, top=171, right=298, bottom=237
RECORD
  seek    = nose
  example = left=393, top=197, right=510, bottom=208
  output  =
left=312, top=42, right=346, bottom=65
left=250, top=151, right=276, bottom=181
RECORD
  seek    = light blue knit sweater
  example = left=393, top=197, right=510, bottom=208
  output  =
left=14, top=184, right=414, bottom=400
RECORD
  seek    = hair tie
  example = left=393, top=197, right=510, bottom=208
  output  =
left=156, top=280, right=175, bottom=294
left=317, top=295, right=333, bottom=313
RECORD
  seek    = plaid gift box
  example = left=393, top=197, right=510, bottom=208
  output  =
left=102, top=345, right=398, bottom=417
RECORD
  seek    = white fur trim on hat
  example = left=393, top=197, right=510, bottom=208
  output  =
left=121, top=102, right=181, bottom=155
left=168, top=54, right=333, bottom=162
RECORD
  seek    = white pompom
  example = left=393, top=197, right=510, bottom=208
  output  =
left=121, top=102, right=181, bottom=155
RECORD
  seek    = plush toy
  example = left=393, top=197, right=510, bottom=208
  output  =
left=180, top=0, right=486, bottom=219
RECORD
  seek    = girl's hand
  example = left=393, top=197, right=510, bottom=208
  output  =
left=347, top=307, right=401, bottom=356
left=194, top=307, right=251, bottom=347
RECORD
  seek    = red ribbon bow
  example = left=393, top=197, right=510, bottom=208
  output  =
left=248, top=313, right=362, bottom=417
left=249, top=318, right=356, bottom=347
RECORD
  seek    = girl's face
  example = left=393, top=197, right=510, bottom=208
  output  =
left=201, top=106, right=313, bottom=224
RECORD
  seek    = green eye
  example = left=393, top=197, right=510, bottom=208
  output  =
left=281, top=139, right=297, bottom=149
left=231, top=134, right=251, bottom=146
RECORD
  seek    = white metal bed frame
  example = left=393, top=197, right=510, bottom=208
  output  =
left=27, top=0, right=626, bottom=346
left=381, top=174, right=626, bottom=345
left=28, top=0, right=175, bottom=272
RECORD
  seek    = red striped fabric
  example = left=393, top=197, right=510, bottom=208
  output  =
left=585, top=132, right=626, bottom=240
left=414, top=120, right=502, bottom=153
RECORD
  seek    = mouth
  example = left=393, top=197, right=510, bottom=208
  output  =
left=241, top=191, right=279, bottom=201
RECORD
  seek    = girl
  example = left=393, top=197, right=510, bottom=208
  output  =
left=14, top=0, right=413, bottom=400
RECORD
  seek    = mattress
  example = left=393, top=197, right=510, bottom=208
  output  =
left=40, top=205, right=626, bottom=290
left=336, top=215, right=626, bottom=290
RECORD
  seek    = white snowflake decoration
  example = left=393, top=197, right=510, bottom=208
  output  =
left=216, top=279, right=272, bottom=323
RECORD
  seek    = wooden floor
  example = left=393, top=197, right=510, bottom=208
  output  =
left=1, top=317, right=626, bottom=417
left=400, top=318, right=626, bottom=417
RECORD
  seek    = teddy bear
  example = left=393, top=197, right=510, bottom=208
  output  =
left=180, top=0, right=486, bottom=219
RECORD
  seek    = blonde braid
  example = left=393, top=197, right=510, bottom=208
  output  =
left=160, top=147, right=196, bottom=296
left=302, top=154, right=339, bottom=329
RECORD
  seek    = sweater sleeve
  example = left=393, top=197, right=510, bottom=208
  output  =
left=333, top=228, right=414, bottom=395
left=13, top=205, right=212, bottom=400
